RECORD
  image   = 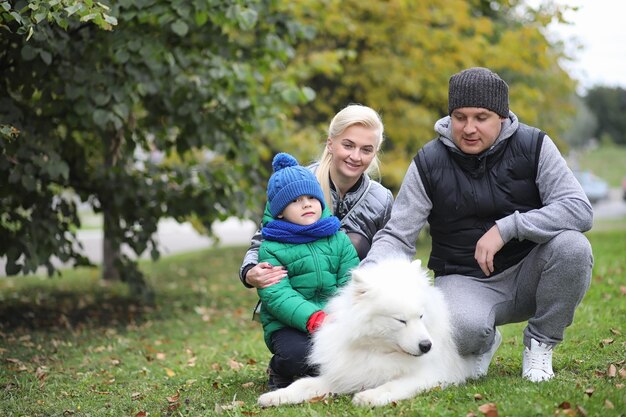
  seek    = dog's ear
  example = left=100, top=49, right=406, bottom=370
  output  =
left=350, top=268, right=372, bottom=298
left=411, top=259, right=435, bottom=286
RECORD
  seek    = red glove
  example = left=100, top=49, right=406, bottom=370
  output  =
left=306, top=311, right=327, bottom=333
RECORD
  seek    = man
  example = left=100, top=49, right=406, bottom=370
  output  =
left=361, top=67, right=593, bottom=382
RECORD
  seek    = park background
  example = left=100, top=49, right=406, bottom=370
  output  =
left=1, top=1, right=625, bottom=416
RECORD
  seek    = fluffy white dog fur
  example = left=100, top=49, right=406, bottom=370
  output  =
left=257, top=259, right=475, bottom=407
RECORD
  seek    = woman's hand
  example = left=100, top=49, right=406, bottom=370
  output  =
left=245, top=262, right=287, bottom=288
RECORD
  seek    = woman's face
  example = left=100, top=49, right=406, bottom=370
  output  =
left=327, top=124, right=378, bottom=184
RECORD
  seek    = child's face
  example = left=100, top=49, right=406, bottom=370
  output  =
left=278, top=196, right=322, bottom=226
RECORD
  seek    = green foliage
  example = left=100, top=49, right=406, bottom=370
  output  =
left=0, top=0, right=116, bottom=37
left=0, top=228, right=624, bottom=416
left=1, top=1, right=310, bottom=281
left=273, top=0, right=578, bottom=189
left=584, top=86, right=626, bottom=145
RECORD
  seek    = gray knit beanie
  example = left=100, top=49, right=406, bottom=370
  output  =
left=448, top=67, right=509, bottom=118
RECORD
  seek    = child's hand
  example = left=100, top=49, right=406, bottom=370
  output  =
left=306, top=311, right=328, bottom=333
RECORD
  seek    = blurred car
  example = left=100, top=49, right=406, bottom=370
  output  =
left=573, top=171, right=609, bottom=204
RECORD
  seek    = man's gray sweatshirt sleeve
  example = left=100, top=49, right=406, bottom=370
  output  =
left=360, top=160, right=432, bottom=268
left=496, top=135, right=593, bottom=243
left=239, top=225, right=262, bottom=288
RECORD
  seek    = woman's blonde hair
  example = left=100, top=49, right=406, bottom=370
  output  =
left=316, top=104, right=385, bottom=212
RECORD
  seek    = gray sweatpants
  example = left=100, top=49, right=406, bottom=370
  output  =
left=435, top=230, right=593, bottom=356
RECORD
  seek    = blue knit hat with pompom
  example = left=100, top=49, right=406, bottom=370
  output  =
left=267, top=153, right=325, bottom=217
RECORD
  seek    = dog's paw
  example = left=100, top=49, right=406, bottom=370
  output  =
left=257, top=391, right=282, bottom=407
left=352, top=388, right=394, bottom=407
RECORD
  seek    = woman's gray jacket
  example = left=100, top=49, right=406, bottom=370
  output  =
left=239, top=164, right=393, bottom=287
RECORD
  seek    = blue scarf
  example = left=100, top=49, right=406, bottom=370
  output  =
left=262, top=216, right=341, bottom=244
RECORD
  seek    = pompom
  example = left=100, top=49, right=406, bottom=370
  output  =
left=272, top=152, right=298, bottom=172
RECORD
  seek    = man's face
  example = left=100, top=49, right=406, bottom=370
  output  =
left=450, top=107, right=504, bottom=154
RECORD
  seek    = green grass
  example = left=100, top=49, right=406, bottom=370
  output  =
left=570, top=143, right=626, bottom=187
left=1, top=228, right=624, bottom=417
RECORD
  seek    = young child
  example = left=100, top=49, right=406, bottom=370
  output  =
left=257, top=152, right=360, bottom=390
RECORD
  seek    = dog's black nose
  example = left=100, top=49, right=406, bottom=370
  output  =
left=419, top=340, right=432, bottom=353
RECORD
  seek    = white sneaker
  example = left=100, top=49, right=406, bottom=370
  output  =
left=473, top=329, right=502, bottom=378
left=522, top=338, right=554, bottom=382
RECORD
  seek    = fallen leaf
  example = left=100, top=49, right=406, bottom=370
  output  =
left=620, top=286, right=626, bottom=295
left=608, top=364, right=617, bottom=378
left=609, top=328, right=621, bottom=335
left=600, top=339, right=614, bottom=347
left=228, top=359, right=244, bottom=371
left=474, top=393, right=483, bottom=400
left=156, top=352, right=166, bottom=360
left=558, top=401, right=571, bottom=409
left=211, top=363, right=222, bottom=371
left=307, top=394, right=327, bottom=404
left=165, top=368, right=175, bottom=377
left=35, top=366, right=48, bottom=382
left=576, top=405, right=588, bottom=416
left=166, top=391, right=180, bottom=403
left=133, top=412, right=146, bottom=417
left=214, top=400, right=244, bottom=414
left=187, top=356, right=197, bottom=367
left=584, top=387, right=594, bottom=397
left=478, top=402, right=498, bottom=417
left=131, top=392, right=143, bottom=401
left=466, top=413, right=478, bottom=417
left=605, top=399, right=614, bottom=409
left=619, top=368, right=626, bottom=379
left=242, top=381, right=254, bottom=388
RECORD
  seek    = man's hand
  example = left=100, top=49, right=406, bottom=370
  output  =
left=475, top=225, right=505, bottom=276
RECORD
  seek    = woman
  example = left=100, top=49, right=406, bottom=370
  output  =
left=239, top=104, right=393, bottom=289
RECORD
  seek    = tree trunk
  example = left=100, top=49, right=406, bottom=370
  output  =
left=102, top=208, right=121, bottom=281
left=101, top=129, right=123, bottom=281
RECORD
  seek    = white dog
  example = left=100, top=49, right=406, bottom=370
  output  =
left=257, top=259, right=475, bottom=407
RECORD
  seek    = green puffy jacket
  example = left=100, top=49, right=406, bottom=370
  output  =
left=257, top=208, right=359, bottom=349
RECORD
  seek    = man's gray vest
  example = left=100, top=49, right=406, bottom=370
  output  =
left=415, top=123, right=545, bottom=278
